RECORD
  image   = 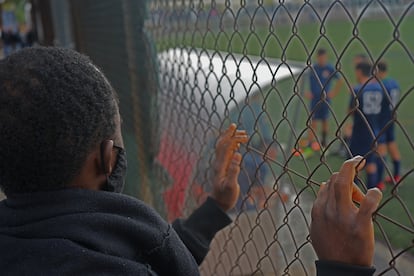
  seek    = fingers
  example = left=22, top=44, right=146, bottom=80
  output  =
left=221, top=124, right=247, bottom=141
left=216, top=152, right=242, bottom=207
left=224, top=132, right=248, bottom=144
left=211, top=128, right=244, bottom=212
left=215, top=125, right=248, bottom=165
left=312, top=182, right=328, bottom=220
left=216, top=130, right=248, bottom=152
left=352, top=183, right=365, bottom=204
left=358, top=188, right=382, bottom=219
left=224, top=123, right=237, bottom=138
left=316, top=181, right=328, bottom=203
left=226, top=153, right=242, bottom=186
left=326, top=173, right=338, bottom=210
left=230, top=135, right=249, bottom=146
left=319, top=181, right=328, bottom=194
left=334, top=156, right=365, bottom=206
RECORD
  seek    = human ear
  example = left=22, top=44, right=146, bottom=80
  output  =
left=100, top=140, right=114, bottom=175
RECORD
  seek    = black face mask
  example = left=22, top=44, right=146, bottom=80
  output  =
left=101, top=145, right=127, bottom=193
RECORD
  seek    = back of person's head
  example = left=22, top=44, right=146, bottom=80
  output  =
left=354, top=53, right=367, bottom=60
left=317, top=48, right=327, bottom=57
left=0, top=47, right=118, bottom=195
left=352, top=53, right=368, bottom=65
left=377, top=60, right=387, bottom=73
left=316, top=48, right=328, bottom=66
left=355, top=61, right=372, bottom=77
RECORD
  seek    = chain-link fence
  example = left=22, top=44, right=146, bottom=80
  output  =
left=147, top=1, right=414, bottom=275
left=67, top=0, right=414, bottom=275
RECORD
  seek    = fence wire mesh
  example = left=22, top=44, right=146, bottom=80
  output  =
left=147, top=0, right=414, bottom=275
left=67, top=0, right=413, bottom=275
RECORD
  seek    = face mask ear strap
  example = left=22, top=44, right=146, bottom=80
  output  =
left=100, top=142, right=111, bottom=190
left=99, top=142, right=106, bottom=174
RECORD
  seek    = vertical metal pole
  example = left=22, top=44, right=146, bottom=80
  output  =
left=49, top=0, right=74, bottom=48
left=121, top=0, right=153, bottom=205
left=32, top=0, right=54, bottom=45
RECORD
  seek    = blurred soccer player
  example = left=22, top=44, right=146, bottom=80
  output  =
left=349, top=62, right=385, bottom=190
left=305, top=48, right=343, bottom=155
left=376, top=60, right=402, bottom=185
left=334, top=53, right=369, bottom=158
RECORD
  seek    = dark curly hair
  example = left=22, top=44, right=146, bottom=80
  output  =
left=0, top=47, right=118, bottom=195
left=355, top=61, right=372, bottom=77
left=378, top=60, right=387, bottom=73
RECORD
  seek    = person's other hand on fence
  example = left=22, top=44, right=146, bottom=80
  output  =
left=311, top=156, right=382, bottom=273
left=212, top=123, right=248, bottom=211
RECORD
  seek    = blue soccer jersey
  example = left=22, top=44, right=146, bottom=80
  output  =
left=380, top=78, right=400, bottom=124
left=310, top=64, right=338, bottom=98
left=309, top=64, right=338, bottom=120
left=349, top=81, right=385, bottom=159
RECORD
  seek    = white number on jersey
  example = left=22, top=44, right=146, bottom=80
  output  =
left=389, top=88, right=400, bottom=110
left=362, top=91, right=383, bottom=115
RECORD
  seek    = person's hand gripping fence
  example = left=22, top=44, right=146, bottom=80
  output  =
left=212, top=124, right=249, bottom=211
left=311, top=156, right=383, bottom=267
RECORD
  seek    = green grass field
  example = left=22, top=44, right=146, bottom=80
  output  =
left=159, top=14, right=414, bottom=252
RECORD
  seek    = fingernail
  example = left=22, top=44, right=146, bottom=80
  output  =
left=351, top=155, right=364, bottom=164
left=368, top=187, right=383, bottom=194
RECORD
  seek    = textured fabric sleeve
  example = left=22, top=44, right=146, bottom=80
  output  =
left=172, top=197, right=232, bottom=264
left=316, top=260, right=375, bottom=276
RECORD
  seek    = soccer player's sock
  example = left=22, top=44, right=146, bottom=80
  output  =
left=321, top=131, right=327, bottom=148
left=343, top=135, right=351, bottom=146
left=367, top=172, right=378, bottom=189
left=338, top=135, right=350, bottom=153
left=393, top=160, right=401, bottom=176
left=376, top=157, right=385, bottom=184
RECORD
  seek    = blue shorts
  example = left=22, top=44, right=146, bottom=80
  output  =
left=379, top=123, right=396, bottom=144
left=310, top=101, right=330, bottom=120
left=350, top=139, right=377, bottom=164
left=350, top=147, right=376, bottom=164
left=377, top=132, right=387, bottom=144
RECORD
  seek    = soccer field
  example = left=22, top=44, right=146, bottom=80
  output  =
left=179, top=15, right=414, bottom=251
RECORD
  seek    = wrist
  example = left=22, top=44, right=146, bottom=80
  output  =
left=211, top=184, right=239, bottom=212
left=210, top=195, right=230, bottom=212
left=316, top=260, right=375, bottom=276
left=317, top=254, right=373, bottom=268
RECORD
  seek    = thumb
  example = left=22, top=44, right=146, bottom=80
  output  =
left=358, top=188, right=383, bottom=218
